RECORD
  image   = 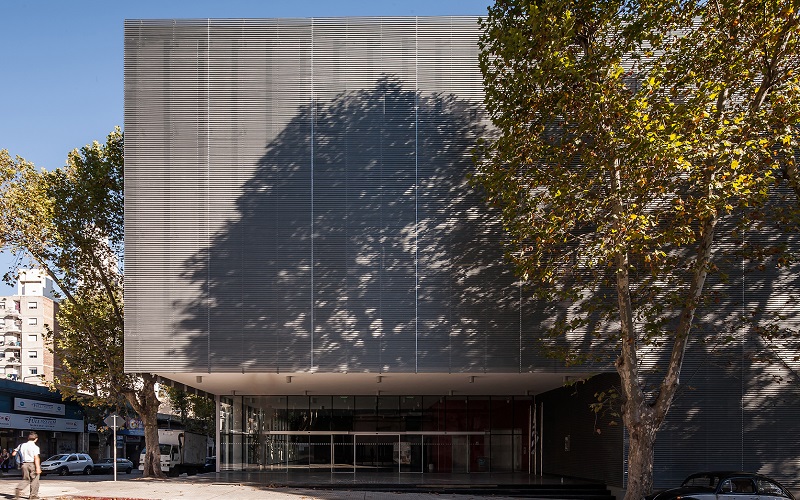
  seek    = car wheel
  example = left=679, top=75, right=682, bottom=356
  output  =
left=126, top=467, right=132, bottom=474
left=58, top=466, right=68, bottom=476
left=83, top=466, right=92, bottom=475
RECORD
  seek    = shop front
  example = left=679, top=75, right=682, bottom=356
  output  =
left=0, top=380, right=84, bottom=458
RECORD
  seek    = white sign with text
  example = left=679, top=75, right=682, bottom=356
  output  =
left=13, top=398, right=65, bottom=416
left=0, top=412, right=82, bottom=432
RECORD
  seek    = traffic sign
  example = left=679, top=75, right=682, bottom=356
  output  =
left=104, top=414, right=123, bottom=429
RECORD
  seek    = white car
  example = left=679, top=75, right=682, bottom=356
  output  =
left=40, top=453, right=94, bottom=476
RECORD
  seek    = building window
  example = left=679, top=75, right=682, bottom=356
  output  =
left=0, top=301, right=5, bottom=309
left=29, top=368, right=37, bottom=375
left=27, top=318, right=37, bottom=325
left=28, top=302, right=37, bottom=309
left=27, top=335, right=37, bottom=343
left=28, top=350, right=37, bottom=358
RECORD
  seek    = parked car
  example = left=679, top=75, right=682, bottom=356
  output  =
left=202, top=456, right=216, bottom=473
left=645, top=471, right=795, bottom=500
left=92, top=458, right=134, bottom=474
left=40, top=453, right=94, bottom=476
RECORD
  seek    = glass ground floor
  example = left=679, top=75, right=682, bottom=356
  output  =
left=220, top=394, right=537, bottom=473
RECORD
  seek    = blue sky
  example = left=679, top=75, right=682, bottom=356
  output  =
left=0, top=0, right=491, bottom=295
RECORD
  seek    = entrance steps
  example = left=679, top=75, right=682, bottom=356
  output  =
left=301, top=483, right=616, bottom=499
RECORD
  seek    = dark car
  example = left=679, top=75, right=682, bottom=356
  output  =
left=92, top=458, right=134, bottom=474
left=645, top=471, right=794, bottom=500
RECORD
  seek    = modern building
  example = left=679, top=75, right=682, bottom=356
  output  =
left=1, top=269, right=59, bottom=386
left=123, top=17, right=800, bottom=490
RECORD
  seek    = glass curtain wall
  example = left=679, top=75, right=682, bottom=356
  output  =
left=220, top=395, right=533, bottom=473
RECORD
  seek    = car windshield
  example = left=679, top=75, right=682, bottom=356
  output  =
left=682, top=474, right=721, bottom=488
left=45, top=454, right=70, bottom=462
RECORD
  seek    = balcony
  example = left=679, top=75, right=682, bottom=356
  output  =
left=4, top=373, right=19, bottom=381
left=2, top=308, right=21, bottom=319
left=3, top=357, right=21, bottom=365
left=3, top=323, right=21, bottom=333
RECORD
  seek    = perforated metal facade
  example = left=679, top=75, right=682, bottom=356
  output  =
left=123, top=17, right=566, bottom=375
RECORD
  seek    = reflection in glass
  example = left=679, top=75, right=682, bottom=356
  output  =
left=217, top=394, right=534, bottom=473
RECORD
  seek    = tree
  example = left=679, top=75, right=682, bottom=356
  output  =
left=0, top=129, right=166, bottom=478
left=161, top=386, right=215, bottom=439
left=476, top=1, right=800, bottom=498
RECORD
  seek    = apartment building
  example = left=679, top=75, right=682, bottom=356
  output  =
left=1, top=269, right=58, bottom=385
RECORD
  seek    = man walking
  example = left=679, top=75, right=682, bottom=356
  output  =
left=12, top=432, right=40, bottom=500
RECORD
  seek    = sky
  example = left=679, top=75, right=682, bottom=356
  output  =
left=0, top=0, right=492, bottom=296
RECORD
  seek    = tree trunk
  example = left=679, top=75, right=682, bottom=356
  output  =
left=624, top=415, right=658, bottom=500
left=611, top=162, right=659, bottom=500
left=123, top=375, right=166, bottom=479
left=139, top=401, right=165, bottom=478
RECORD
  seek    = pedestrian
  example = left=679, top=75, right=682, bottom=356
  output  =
left=11, top=432, right=40, bottom=500
left=0, top=448, right=9, bottom=473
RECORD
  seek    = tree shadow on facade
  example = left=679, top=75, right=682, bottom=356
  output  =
left=647, top=206, right=800, bottom=489
left=177, top=77, right=581, bottom=375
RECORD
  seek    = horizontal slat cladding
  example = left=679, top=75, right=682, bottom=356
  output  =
left=125, top=17, right=532, bottom=375
left=631, top=219, right=800, bottom=490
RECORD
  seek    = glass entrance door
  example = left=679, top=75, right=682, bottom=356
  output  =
left=286, top=434, right=309, bottom=469
left=309, top=434, right=332, bottom=470
left=263, top=434, right=288, bottom=470
left=402, top=435, right=424, bottom=473
left=332, top=434, right=354, bottom=472
left=355, top=434, right=399, bottom=472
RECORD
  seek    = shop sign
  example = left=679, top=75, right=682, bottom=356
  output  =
left=118, top=427, right=144, bottom=437
left=0, top=412, right=83, bottom=432
left=118, top=418, right=145, bottom=436
left=14, top=398, right=65, bottom=416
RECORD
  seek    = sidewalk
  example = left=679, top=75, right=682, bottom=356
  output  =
left=2, top=476, right=531, bottom=500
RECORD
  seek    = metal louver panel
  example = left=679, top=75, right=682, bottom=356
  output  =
left=124, top=17, right=551, bottom=374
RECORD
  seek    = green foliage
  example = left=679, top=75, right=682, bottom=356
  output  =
left=0, top=129, right=127, bottom=404
left=478, top=0, right=798, bottom=309
left=590, top=386, right=621, bottom=424
left=160, top=386, right=215, bottom=437
left=0, top=129, right=166, bottom=478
